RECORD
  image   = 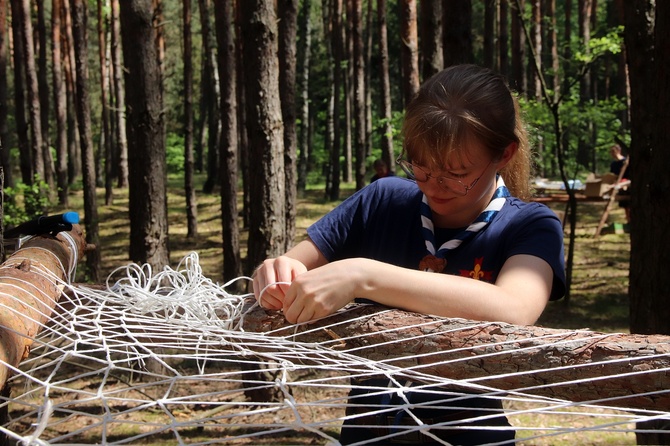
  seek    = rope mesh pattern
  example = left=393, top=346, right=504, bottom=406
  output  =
left=0, top=252, right=666, bottom=445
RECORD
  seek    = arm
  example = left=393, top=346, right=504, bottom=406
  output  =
left=281, top=254, right=553, bottom=326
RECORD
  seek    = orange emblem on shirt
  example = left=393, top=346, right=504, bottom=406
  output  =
left=459, top=257, right=493, bottom=281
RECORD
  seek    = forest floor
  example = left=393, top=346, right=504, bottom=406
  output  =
left=46, top=174, right=633, bottom=445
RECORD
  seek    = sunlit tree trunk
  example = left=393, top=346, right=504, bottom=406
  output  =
left=352, top=0, right=367, bottom=190
left=399, top=0, right=419, bottom=106
left=183, top=0, right=197, bottom=238
left=296, top=0, right=312, bottom=193
left=98, top=0, right=113, bottom=204
left=328, top=0, right=343, bottom=201
left=213, top=0, right=241, bottom=284
left=62, top=0, right=81, bottom=184
left=240, top=0, right=286, bottom=271
left=110, top=0, right=128, bottom=188
left=199, top=0, right=221, bottom=195
left=53, top=0, right=68, bottom=205
left=71, top=0, right=101, bottom=281
left=18, top=0, right=46, bottom=186
left=377, top=0, right=394, bottom=171
left=36, top=0, right=55, bottom=191
left=278, top=0, right=298, bottom=249
left=119, top=0, right=170, bottom=272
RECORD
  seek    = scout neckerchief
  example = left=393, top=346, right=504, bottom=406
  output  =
left=419, top=175, right=510, bottom=272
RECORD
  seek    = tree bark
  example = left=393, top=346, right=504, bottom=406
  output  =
left=18, top=0, right=46, bottom=185
left=278, top=0, right=299, bottom=250
left=241, top=303, right=670, bottom=413
left=183, top=0, right=198, bottom=239
left=240, top=0, right=286, bottom=271
left=0, top=0, right=10, bottom=188
left=213, top=0, right=242, bottom=285
left=119, top=0, right=170, bottom=272
left=352, top=0, right=367, bottom=191
left=11, top=0, right=33, bottom=185
left=420, top=0, right=442, bottom=80
left=377, top=0, right=394, bottom=172
left=442, top=0, right=473, bottom=67
left=53, top=0, right=69, bottom=206
left=328, top=0, right=342, bottom=201
left=296, top=0, right=312, bottom=193
left=199, top=0, right=221, bottom=196
left=98, top=0, right=113, bottom=205
left=0, top=225, right=88, bottom=390
left=399, top=0, right=419, bottom=106
left=71, top=0, right=101, bottom=282
left=36, top=0, right=55, bottom=191
left=110, top=0, right=128, bottom=189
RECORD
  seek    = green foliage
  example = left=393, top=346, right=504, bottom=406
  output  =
left=3, top=177, right=50, bottom=228
left=166, top=133, right=185, bottom=174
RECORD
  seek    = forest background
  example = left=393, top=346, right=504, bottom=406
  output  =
left=0, top=0, right=669, bottom=356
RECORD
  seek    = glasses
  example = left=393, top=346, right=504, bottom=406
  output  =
left=396, top=156, right=491, bottom=196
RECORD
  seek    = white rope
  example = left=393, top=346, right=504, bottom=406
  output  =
left=0, top=252, right=665, bottom=445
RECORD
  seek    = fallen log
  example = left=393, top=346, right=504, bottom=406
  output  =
left=241, top=302, right=670, bottom=412
left=0, top=225, right=89, bottom=389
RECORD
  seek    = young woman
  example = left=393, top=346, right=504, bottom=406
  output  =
left=253, top=64, right=566, bottom=445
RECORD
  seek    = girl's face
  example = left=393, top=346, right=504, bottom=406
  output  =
left=415, top=142, right=502, bottom=228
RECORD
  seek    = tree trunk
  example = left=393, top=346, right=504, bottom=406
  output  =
left=18, top=0, right=46, bottom=185
left=110, top=0, right=128, bottom=189
left=352, top=0, right=367, bottom=191
left=36, top=0, right=55, bottom=191
left=213, top=0, right=242, bottom=285
left=11, top=0, right=33, bottom=185
left=420, top=0, right=442, bottom=80
left=510, top=0, right=526, bottom=95
left=499, top=0, right=509, bottom=77
left=399, top=0, right=419, bottom=106
left=0, top=0, right=10, bottom=188
left=240, top=0, right=286, bottom=271
left=241, top=303, right=670, bottom=413
left=483, top=0, right=496, bottom=70
left=377, top=0, right=394, bottom=172
left=328, top=0, right=342, bottom=201
left=278, top=0, right=298, bottom=250
left=199, top=0, right=221, bottom=196
left=119, top=0, right=170, bottom=272
left=52, top=0, right=69, bottom=206
left=296, top=0, right=312, bottom=193
left=442, top=0, right=473, bottom=67
left=98, top=0, right=113, bottom=205
left=62, top=0, right=81, bottom=184
left=183, top=0, right=198, bottom=239
left=624, top=1, right=668, bottom=443
left=71, top=0, right=101, bottom=282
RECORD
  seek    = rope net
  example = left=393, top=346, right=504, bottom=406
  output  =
left=0, top=252, right=668, bottom=445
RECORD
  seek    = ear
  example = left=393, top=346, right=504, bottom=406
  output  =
left=496, top=142, right=518, bottom=169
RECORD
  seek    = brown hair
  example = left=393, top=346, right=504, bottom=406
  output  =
left=402, top=64, right=531, bottom=199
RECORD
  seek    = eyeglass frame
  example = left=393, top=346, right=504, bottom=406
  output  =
left=395, top=154, right=493, bottom=196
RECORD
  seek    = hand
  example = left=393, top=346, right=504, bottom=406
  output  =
left=282, top=259, right=362, bottom=324
left=252, top=256, right=308, bottom=310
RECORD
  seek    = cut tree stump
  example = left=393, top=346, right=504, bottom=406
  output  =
left=241, top=302, right=670, bottom=412
left=0, top=226, right=89, bottom=389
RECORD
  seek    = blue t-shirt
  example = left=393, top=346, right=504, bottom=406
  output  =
left=307, top=176, right=566, bottom=301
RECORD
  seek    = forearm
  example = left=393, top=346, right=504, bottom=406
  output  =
left=352, top=257, right=550, bottom=326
